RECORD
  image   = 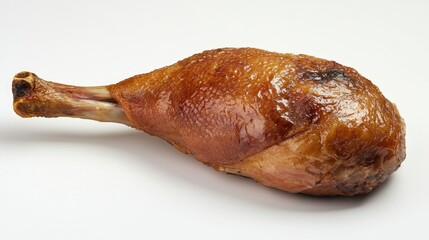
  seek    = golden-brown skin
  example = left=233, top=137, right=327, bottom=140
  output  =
left=12, top=48, right=406, bottom=196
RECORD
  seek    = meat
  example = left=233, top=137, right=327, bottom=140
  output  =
left=11, top=48, right=406, bottom=196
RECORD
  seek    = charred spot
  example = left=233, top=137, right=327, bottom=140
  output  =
left=302, top=69, right=349, bottom=82
left=12, top=80, right=32, bottom=99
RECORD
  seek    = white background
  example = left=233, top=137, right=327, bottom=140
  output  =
left=1, top=0, right=428, bottom=239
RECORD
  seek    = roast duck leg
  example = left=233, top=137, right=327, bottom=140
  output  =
left=12, top=48, right=406, bottom=196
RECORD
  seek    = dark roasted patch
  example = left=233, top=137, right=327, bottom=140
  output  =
left=302, top=69, right=349, bottom=82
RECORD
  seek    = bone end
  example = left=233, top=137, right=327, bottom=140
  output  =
left=12, top=71, right=40, bottom=117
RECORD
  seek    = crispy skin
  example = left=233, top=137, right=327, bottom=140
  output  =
left=108, top=48, right=406, bottom=195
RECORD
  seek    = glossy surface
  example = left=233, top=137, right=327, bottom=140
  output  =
left=108, top=48, right=405, bottom=195
left=11, top=48, right=405, bottom=196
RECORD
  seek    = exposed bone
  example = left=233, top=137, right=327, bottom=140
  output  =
left=12, top=71, right=132, bottom=126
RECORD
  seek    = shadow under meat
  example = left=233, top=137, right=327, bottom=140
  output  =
left=1, top=122, right=394, bottom=212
